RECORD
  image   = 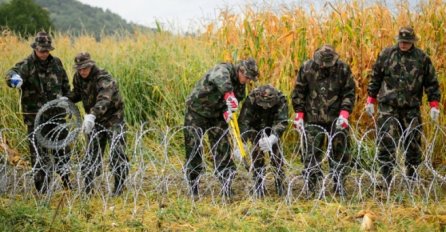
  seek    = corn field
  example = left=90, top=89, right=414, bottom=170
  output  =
left=1, top=0, right=446, bottom=231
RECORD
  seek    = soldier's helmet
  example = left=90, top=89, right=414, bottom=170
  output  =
left=313, top=45, right=339, bottom=68
left=73, top=52, right=96, bottom=70
left=239, top=57, right=259, bottom=81
left=252, top=84, right=280, bottom=109
left=397, top=26, right=417, bottom=43
left=31, top=31, right=54, bottom=52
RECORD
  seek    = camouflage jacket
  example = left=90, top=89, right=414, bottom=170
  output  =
left=5, top=52, right=70, bottom=125
left=238, top=89, right=289, bottom=138
left=291, top=59, right=356, bottom=124
left=68, top=66, right=124, bottom=128
left=186, top=63, right=246, bottom=118
left=368, top=45, right=440, bottom=108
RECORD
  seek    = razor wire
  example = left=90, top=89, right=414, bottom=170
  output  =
left=33, top=98, right=81, bottom=150
left=1, top=113, right=446, bottom=212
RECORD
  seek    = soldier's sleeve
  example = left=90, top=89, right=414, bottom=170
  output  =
left=340, top=65, right=356, bottom=113
left=210, top=64, right=233, bottom=94
left=238, top=98, right=254, bottom=141
left=272, top=95, right=289, bottom=137
left=5, top=59, right=29, bottom=88
left=90, top=73, right=115, bottom=117
left=367, top=50, right=386, bottom=98
left=68, top=75, right=82, bottom=103
left=291, top=65, right=307, bottom=112
left=422, top=55, right=441, bottom=102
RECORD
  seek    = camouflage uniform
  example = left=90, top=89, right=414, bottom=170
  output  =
left=184, top=58, right=258, bottom=196
left=68, top=52, right=128, bottom=195
left=291, top=45, right=355, bottom=192
left=238, top=85, right=289, bottom=196
left=5, top=32, right=71, bottom=192
left=368, top=27, right=441, bottom=182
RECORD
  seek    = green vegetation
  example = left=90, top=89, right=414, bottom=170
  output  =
left=1, top=0, right=446, bottom=231
left=0, top=0, right=52, bottom=36
left=0, top=0, right=152, bottom=38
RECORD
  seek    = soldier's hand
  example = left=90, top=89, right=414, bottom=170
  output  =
left=258, top=137, right=269, bottom=152
left=365, top=96, right=376, bottom=116
left=10, top=73, right=23, bottom=88
left=336, top=116, right=349, bottom=129
left=430, top=107, right=440, bottom=121
left=336, top=110, right=349, bottom=130
left=223, top=110, right=232, bottom=123
left=293, top=112, right=304, bottom=132
left=224, top=91, right=238, bottom=112
left=82, top=114, right=96, bottom=134
left=365, top=103, right=375, bottom=116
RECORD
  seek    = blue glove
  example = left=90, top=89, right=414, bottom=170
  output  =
left=10, top=74, right=23, bottom=88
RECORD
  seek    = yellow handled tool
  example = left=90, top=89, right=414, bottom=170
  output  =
left=228, top=112, right=249, bottom=170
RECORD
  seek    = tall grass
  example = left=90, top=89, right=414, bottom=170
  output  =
left=1, top=1, right=446, bottom=230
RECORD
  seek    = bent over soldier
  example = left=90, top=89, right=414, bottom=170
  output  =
left=5, top=31, right=72, bottom=193
left=68, top=52, right=129, bottom=196
left=238, top=85, right=288, bottom=197
left=184, top=58, right=258, bottom=198
left=292, top=45, right=355, bottom=197
left=365, top=26, right=441, bottom=186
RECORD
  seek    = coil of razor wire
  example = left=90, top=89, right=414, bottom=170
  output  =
left=34, top=98, right=81, bottom=149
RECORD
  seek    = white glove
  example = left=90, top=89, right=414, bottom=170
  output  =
left=82, top=114, right=96, bottom=134
left=10, top=73, right=23, bottom=88
left=430, top=107, right=440, bottom=121
left=336, top=116, right=349, bottom=130
left=259, top=134, right=278, bottom=152
left=56, top=96, right=70, bottom=108
left=234, top=148, right=242, bottom=161
left=224, top=92, right=238, bottom=112
left=365, top=103, right=375, bottom=116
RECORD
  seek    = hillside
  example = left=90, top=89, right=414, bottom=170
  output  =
left=0, top=0, right=152, bottom=37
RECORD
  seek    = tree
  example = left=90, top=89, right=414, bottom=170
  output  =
left=0, top=0, right=53, bottom=37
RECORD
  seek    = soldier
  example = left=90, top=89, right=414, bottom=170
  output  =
left=238, top=84, right=288, bottom=197
left=5, top=31, right=72, bottom=193
left=68, top=52, right=129, bottom=196
left=184, top=58, right=258, bottom=198
left=365, top=26, right=441, bottom=186
left=291, top=45, right=355, bottom=197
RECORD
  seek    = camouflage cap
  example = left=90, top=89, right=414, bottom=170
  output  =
left=73, top=52, right=95, bottom=70
left=313, top=45, right=339, bottom=68
left=253, top=84, right=280, bottom=109
left=239, top=58, right=259, bottom=81
left=396, top=26, right=417, bottom=43
left=30, top=31, right=54, bottom=52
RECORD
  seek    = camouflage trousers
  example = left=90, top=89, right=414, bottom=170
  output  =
left=82, top=123, right=129, bottom=195
left=301, top=123, right=351, bottom=187
left=249, top=130, right=286, bottom=195
left=377, top=105, right=422, bottom=180
left=28, top=124, right=71, bottom=193
left=183, top=108, right=235, bottom=187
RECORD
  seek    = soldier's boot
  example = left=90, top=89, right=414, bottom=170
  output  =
left=219, top=170, right=235, bottom=199
left=84, top=174, right=95, bottom=195
left=333, top=175, right=346, bottom=197
left=379, top=165, right=393, bottom=190
left=188, top=179, right=199, bottom=198
left=275, top=178, right=285, bottom=197
left=305, top=175, right=318, bottom=199
left=112, top=166, right=128, bottom=196
left=34, top=171, right=49, bottom=194
left=406, top=165, right=418, bottom=181
left=61, top=174, right=72, bottom=190
left=253, top=177, right=265, bottom=198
